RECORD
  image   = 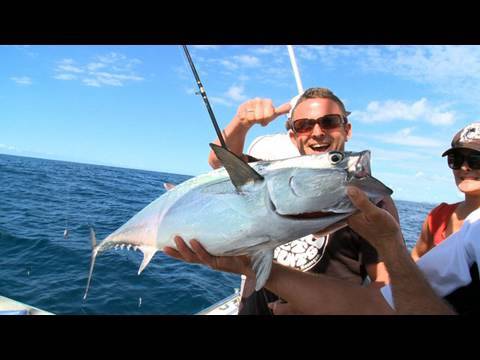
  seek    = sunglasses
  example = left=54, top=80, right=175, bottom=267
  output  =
left=447, top=151, right=480, bottom=170
left=291, top=114, right=347, bottom=134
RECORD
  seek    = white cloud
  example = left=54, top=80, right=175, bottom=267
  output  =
left=232, top=55, right=260, bottom=67
left=372, top=127, right=443, bottom=148
left=96, top=52, right=126, bottom=64
left=298, top=45, right=480, bottom=104
left=225, top=84, right=247, bottom=102
left=83, top=78, right=101, bottom=87
left=352, top=98, right=455, bottom=126
left=53, top=53, right=144, bottom=87
left=368, top=147, right=433, bottom=162
left=86, top=62, right=106, bottom=71
left=54, top=73, right=77, bottom=81
left=11, top=76, right=32, bottom=85
left=213, top=54, right=261, bottom=71
left=0, top=143, right=18, bottom=150
left=252, top=46, right=283, bottom=55
left=192, top=45, right=219, bottom=50
left=210, top=96, right=233, bottom=107
left=57, top=64, right=84, bottom=73
left=208, top=84, right=248, bottom=107
left=219, top=59, right=238, bottom=70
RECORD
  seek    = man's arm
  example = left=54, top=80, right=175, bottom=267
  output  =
left=164, top=236, right=394, bottom=314
left=208, top=99, right=290, bottom=169
left=364, top=195, right=398, bottom=286
left=411, top=218, right=434, bottom=261
left=346, top=186, right=455, bottom=315
left=264, top=262, right=394, bottom=314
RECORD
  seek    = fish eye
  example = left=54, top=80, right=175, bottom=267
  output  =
left=328, top=151, right=344, bottom=164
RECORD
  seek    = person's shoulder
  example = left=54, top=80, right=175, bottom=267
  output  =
left=464, top=207, right=480, bottom=226
left=429, top=202, right=460, bottom=217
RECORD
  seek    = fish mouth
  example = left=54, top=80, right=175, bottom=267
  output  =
left=267, top=193, right=336, bottom=220
left=279, top=210, right=336, bottom=220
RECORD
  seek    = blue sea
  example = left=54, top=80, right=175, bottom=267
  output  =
left=0, top=153, right=436, bottom=315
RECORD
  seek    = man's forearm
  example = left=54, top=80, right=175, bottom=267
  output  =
left=264, top=263, right=393, bottom=314
left=378, top=241, right=455, bottom=315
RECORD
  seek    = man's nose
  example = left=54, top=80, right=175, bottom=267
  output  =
left=460, top=161, right=472, bottom=171
left=311, top=123, right=326, bottom=137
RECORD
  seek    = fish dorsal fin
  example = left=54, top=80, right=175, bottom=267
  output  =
left=209, top=143, right=264, bottom=191
left=163, top=182, right=176, bottom=191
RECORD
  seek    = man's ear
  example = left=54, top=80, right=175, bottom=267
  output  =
left=288, top=129, right=297, bottom=145
left=345, top=123, right=352, bottom=141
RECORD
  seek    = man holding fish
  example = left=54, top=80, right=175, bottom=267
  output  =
left=165, top=87, right=399, bottom=314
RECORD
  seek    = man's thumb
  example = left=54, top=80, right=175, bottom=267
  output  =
left=274, top=102, right=291, bottom=115
left=346, top=186, right=375, bottom=215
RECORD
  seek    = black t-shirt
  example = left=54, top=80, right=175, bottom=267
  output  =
left=444, top=263, right=480, bottom=315
left=238, top=227, right=380, bottom=315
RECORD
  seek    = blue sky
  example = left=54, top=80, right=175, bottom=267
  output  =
left=2, top=45, right=480, bottom=204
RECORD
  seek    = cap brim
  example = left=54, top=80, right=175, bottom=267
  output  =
left=441, top=146, right=480, bottom=157
left=441, top=148, right=454, bottom=157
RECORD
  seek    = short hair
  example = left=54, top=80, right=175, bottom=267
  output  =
left=286, top=87, right=350, bottom=130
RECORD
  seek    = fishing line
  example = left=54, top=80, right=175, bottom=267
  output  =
left=64, top=170, right=70, bottom=239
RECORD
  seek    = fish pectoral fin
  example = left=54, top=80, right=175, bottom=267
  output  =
left=138, top=246, right=157, bottom=275
left=209, top=143, right=264, bottom=191
left=250, top=249, right=274, bottom=291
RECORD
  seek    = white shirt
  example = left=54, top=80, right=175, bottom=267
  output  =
left=247, top=133, right=300, bottom=161
left=380, top=207, right=480, bottom=309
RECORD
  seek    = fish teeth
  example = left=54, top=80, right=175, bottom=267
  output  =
left=120, top=244, right=125, bottom=250
left=127, top=245, right=132, bottom=251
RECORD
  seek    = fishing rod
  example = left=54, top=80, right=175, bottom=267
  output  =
left=182, top=45, right=228, bottom=149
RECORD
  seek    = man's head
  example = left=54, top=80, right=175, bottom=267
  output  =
left=286, top=88, right=352, bottom=155
left=442, top=122, right=480, bottom=195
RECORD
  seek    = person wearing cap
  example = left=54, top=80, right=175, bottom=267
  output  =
left=403, top=122, right=480, bottom=313
left=412, top=123, right=480, bottom=262
left=165, top=87, right=399, bottom=315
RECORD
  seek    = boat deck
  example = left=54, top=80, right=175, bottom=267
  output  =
left=0, top=295, right=54, bottom=315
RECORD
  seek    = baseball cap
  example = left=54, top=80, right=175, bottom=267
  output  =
left=442, top=122, right=480, bottom=156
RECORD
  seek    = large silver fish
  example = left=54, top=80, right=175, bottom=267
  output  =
left=84, top=145, right=392, bottom=299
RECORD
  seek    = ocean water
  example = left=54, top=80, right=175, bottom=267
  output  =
left=0, top=154, right=436, bottom=315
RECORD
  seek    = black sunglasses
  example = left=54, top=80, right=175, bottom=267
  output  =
left=291, top=114, right=347, bottom=134
left=447, top=151, right=480, bottom=170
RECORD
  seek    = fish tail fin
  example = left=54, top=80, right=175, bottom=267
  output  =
left=83, top=226, right=99, bottom=300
